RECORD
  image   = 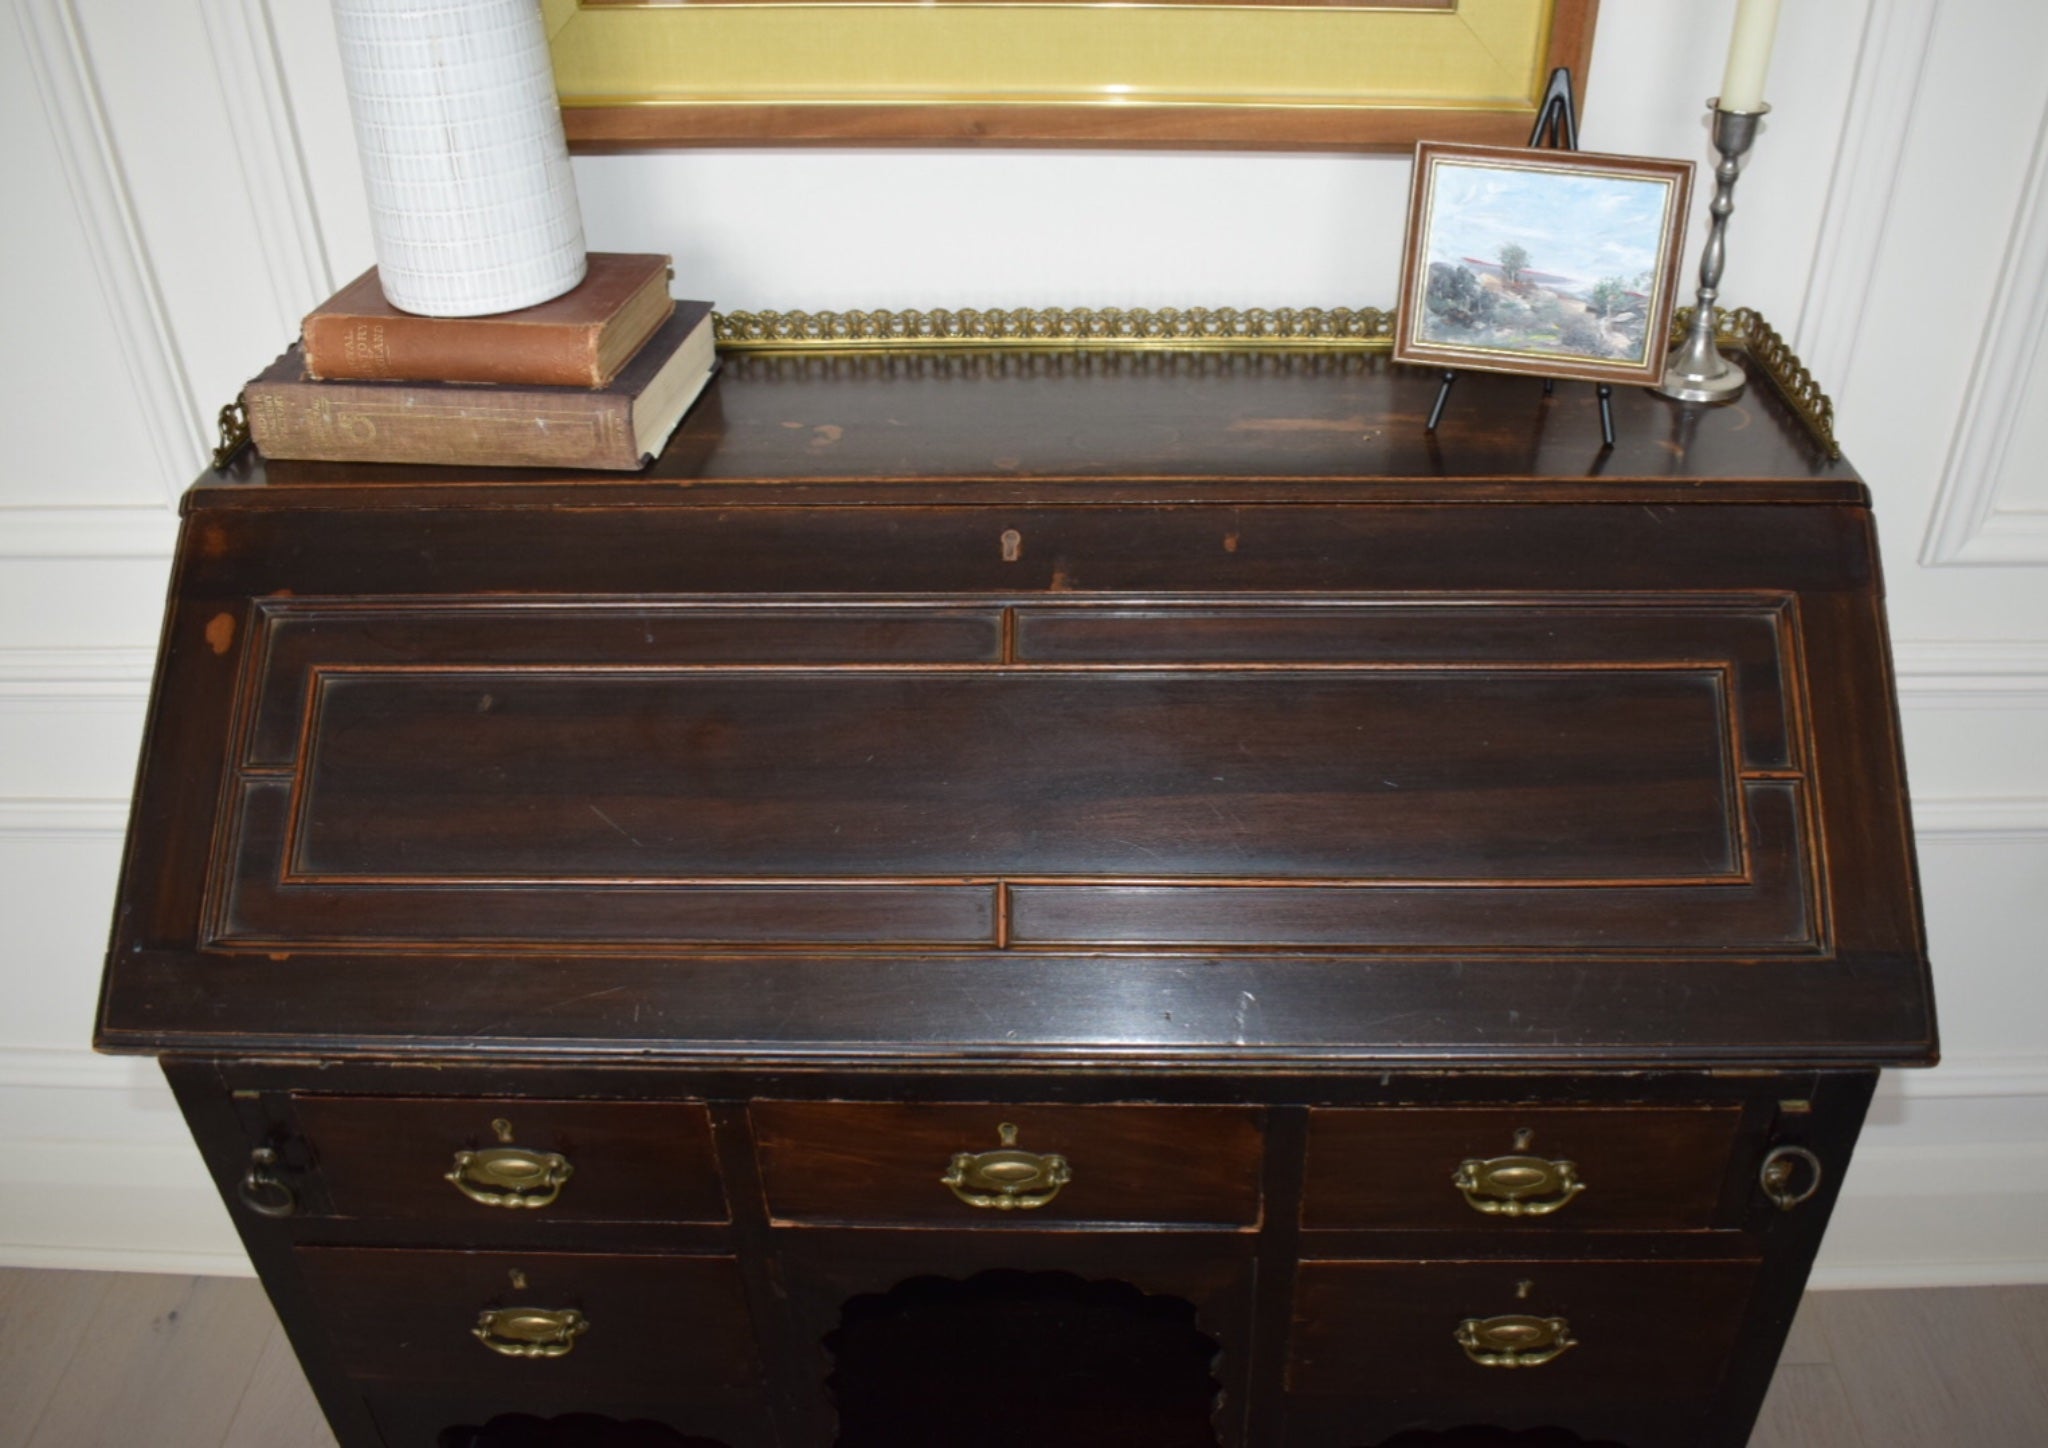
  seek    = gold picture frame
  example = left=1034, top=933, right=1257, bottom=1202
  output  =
left=1393, top=140, right=1693, bottom=388
left=546, top=0, right=1599, bottom=151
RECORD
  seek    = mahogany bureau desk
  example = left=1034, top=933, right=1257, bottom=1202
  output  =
left=97, top=342, right=1937, bottom=1448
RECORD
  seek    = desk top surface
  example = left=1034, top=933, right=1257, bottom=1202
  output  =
left=212, top=347, right=1859, bottom=511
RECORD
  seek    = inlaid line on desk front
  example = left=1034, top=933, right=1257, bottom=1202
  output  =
left=236, top=594, right=1801, bottom=768
left=194, top=592, right=1826, bottom=960
left=287, top=662, right=1741, bottom=881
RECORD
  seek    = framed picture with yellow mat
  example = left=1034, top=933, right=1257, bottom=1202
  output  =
left=545, top=0, right=1599, bottom=151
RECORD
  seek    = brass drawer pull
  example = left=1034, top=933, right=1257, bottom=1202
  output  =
left=942, top=1122, right=1071, bottom=1210
left=1760, top=1144, right=1824, bottom=1211
left=473, top=1306, right=588, bottom=1358
left=448, top=1145, right=574, bottom=1209
left=1452, top=1152, right=1585, bottom=1217
left=1455, top=1313, right=1577, bottom=1369
left=446, top=1117, right=572, bottom=1208
left=237, top=1146, right=296, bottom=1218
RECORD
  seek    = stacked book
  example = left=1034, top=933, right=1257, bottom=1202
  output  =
left=245, top=253, right=716, bottom=470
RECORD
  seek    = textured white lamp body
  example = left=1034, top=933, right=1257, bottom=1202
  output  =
left=331, top=0, right=587, bottom=316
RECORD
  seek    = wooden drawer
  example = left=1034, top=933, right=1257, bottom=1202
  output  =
left=1302, top=1106, right=1745, bottom=1230
left=1288, top=1258, right=1760, bottom=1405
left=750, top=1102, right=1264, bottom=1225
left=292, top=1096, right=728, bottom=1224
left=295, top=1247, right=762, bottom=1398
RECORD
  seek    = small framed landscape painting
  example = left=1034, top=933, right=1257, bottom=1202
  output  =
left=1394, top=142, right=1695, bottom=388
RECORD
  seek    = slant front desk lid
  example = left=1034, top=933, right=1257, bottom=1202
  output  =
left=98, top=352, right=1935, bottom=1068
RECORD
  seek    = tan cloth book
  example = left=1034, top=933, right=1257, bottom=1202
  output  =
left=302, top=253, right=675, bottom=388
left=250, top=302, right=715, bottom=471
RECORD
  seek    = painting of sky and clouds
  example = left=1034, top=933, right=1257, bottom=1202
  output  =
left=1417, top=159, right=1677, bottom=367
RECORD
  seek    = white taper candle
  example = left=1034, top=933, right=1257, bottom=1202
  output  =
left=1718, top=0, right=1781, bottom=113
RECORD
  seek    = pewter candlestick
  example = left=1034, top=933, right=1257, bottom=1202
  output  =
left=1658, top=101, right=1768, bottom=404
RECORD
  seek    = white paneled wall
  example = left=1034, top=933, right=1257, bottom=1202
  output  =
left=2, top=0, right=2044, bottom=1283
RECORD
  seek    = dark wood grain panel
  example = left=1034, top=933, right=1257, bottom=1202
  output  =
left=247, top=599, right=1791, bottom=770
left=1799, top=590, right=1928, bottom=967
left=247, top=603, right=1003, bottom=766
left=1009, top=781, right=1812, bottom=951
left=218, top=780, right=998, bottom=947
left=1014, top=601, right=1795, bottom=771
left=750, top=1102, right=1264, bottom=1225
left=1287, top=1258, right=1761, bottom=1403
left=106, top=948, right=1932, bottom=1063
left=1300, top=1106, right=1745, bottom=1231
left=292, top=1096, right=728, bottom=1224
left=171, top=503, right=1877, bottom=604
left=293, top=1248, right=761, bottom=1396
left=117, top=587, right=250, bottom=953
left=283, top=665, right=1735, bottom=882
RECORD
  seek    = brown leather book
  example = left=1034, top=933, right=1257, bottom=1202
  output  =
left=302, top=253, right=675, bottom=388
left=248, top=302, right=715, bottom=470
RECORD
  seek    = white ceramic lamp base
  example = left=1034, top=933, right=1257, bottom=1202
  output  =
left=331, top=0, right=587, bottom=317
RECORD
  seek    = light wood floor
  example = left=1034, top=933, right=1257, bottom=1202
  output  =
left=2, top=1268, right=2044, bottom=1446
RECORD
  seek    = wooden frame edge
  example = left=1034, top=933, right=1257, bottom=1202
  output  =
left=560, top=0, right=1601, bottom=153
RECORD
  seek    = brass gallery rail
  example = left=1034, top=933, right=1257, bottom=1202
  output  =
left=711, top=303, right=1838, bottom=458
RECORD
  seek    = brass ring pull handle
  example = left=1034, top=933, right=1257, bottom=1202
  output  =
left=1760, top=1144, right=1824, bottom=1212
left=237, top=1146, right=296, bottom=1218
left=1455, top=1313, right=1578, bottom=1369
left=1453, top=1154, right=1585, bottom=1217
left=942, top=1122, right=1072, bottom=1210
left=473, top=1306, right=588, bottom=1358
left=448, top=1145, right=574, bottom=1209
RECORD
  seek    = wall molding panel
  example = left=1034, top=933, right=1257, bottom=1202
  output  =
left=1811, top=1132, right=2048, bottom=1290
left=11, top=0, right=211, bottom=498
left=194, top=0, right=333, bottom=335
left=1921, top=94, right=2048, bottom=566
left=0, top=1044, right=135, bottom=1091
left=1893, top=641, right=2048, bottom=708
left=1794, top=0, right=1939, bottom=401
left=0, top=1093, right=248, bottom=1276
left=0, top=1242, right=253, bottom=1277
left=0, top=504, right=180, bottom=559
left=1911, top=796, right=2048, bottom=841
left=1896, top=1057, right=2048, bottom=1102
left=0, top=797, right=129, bottom=840
left=0, top=646, right=154, bottom=693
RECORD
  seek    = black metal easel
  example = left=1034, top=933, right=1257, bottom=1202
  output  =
left=1426, top=68, right=1616, bottom=450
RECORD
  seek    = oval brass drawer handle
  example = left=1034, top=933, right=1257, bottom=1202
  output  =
left=473, top=1305, right=588, bottom=1358
left=1455, top=1313, right=1577, bottom=1369
left=942, top=1122, right=1072, bottom=1210
left=448, top=1145, right=574, bottom=1209
left=1452, top=1152, right=1585, bottom=1217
